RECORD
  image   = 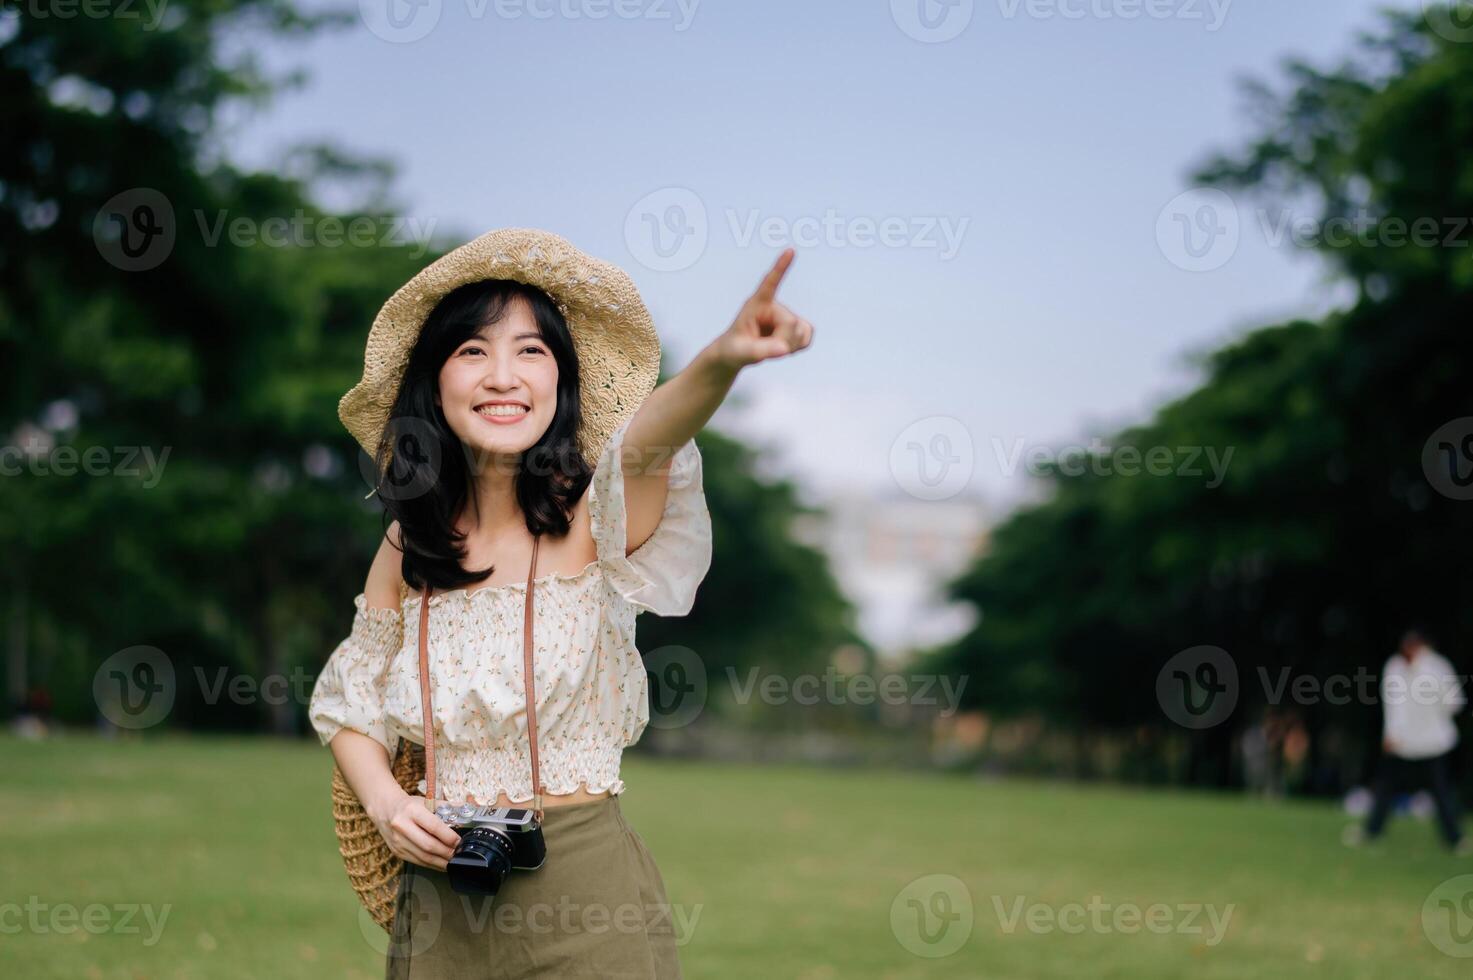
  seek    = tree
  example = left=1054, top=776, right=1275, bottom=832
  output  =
left=3, top=1, right=857, bottom=736
left=927, top=10, right=1473, bottom=792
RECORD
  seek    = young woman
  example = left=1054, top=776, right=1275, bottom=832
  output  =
left=309, top=228, right=813, bottom=978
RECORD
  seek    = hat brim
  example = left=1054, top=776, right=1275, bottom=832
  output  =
left=339, top=227, right=660, bottom=473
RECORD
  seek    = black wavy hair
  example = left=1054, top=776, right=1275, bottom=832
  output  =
left=367, top=279, right=593, bottom=594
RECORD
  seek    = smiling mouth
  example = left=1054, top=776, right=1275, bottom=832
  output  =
left=475, top=404, right=529, bottom=418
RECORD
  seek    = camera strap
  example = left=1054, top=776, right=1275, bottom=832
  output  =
left=418, top=533, right=545, bottom=823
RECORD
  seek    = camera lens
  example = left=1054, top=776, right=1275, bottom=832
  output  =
left=447, top=827, right=515, bottom=897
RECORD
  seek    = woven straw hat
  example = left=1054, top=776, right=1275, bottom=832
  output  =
left=339, top=227, right=662, bottom=471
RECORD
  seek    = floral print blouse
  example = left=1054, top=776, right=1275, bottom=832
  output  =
left=308, top=417, right=712, bottom=804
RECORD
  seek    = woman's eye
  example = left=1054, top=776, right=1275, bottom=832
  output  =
left=458, top=345, right=543, bottom=357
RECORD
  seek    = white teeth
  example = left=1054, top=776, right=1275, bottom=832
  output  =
left=477, top=405, right=528, bottom=417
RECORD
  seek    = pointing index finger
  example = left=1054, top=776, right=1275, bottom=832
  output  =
left=753, top=247, right=795, bottom=303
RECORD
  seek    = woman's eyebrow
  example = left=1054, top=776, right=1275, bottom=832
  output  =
left=467, top=328, right=544, bottom=343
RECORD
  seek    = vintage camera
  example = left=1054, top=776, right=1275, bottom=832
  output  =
left=434, top=802, right=548, bottom=897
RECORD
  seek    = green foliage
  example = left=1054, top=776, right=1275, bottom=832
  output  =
left=931, top=11, right=1473, bottom=787
left=2, top=0, right=854, bottom=733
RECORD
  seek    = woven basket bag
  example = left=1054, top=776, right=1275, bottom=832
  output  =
left=329, top=577, right=419, bottom=933
left=330, top=740, right=424, bottom=932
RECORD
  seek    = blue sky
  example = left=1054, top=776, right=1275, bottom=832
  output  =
left=227, top=0, right=1401, bottom=508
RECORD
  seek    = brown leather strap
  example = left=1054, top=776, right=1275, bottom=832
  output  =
left=419, top=534, right=543, bottom=822
left=418, top=582, right=436, bottom=806
left=522, top=535, right=543, bottom=822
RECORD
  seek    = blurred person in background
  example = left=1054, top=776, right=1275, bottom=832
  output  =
left=1344, top=629, right=1470, bottom=854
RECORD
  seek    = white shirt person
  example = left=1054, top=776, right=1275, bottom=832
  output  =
left=1381, top=642, right=1466, bottom=760
left=1349, top=630, right=1469, bottom=852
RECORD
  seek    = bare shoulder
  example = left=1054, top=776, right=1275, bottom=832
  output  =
left=364, top=520, right=406, bottom=611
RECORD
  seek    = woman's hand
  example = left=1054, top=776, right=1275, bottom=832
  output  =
left=710, top=248, right=814, bottom=371
left=367, top=788, right=462, bottom=871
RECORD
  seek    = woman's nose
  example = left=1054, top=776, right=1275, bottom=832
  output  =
left=482, top=351, right=519, bottom=389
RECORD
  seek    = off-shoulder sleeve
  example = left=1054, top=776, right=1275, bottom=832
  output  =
left=308, top=594, right=403, bottom=755
left=588, top=417, right=713, bottom=617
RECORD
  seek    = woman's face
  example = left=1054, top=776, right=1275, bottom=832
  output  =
left=435, top=296, right=559, bottom=468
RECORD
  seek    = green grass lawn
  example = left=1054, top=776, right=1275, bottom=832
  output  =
left=2, top=731, right=1470, bottom=978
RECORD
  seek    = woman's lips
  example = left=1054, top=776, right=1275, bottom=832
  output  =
left=476, top=408, right=529, bottom=426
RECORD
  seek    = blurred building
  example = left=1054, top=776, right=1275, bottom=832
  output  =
left=791, top=490, right=990, bottom=663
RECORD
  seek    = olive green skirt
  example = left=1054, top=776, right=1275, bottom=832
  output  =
left=384, top=794, right=684, bottom=979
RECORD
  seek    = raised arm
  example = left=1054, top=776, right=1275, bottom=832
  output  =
left=619, top=248, right=814, bottom=552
